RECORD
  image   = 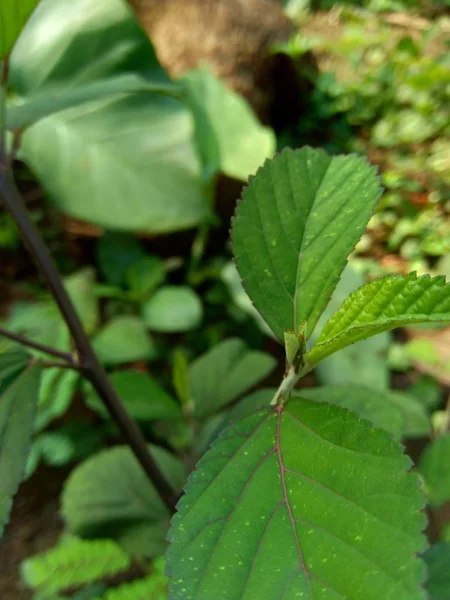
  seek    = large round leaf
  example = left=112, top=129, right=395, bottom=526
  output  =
left=63, top=444, right=186, bottom=557
left=143, top=286, right=203, bottom=332
left=167, top=399, right=426, bottom=599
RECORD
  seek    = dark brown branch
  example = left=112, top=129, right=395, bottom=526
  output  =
left=0, top=325, right=76, bottom=363
left=0, top=165, right=177, bottom=512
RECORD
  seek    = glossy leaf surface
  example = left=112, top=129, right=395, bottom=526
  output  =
left=232, top=148, right=381, bottom=341
left=167, top=399, right=426, bottom=599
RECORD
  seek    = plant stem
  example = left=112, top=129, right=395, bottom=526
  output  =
left=0, top=326, right=76, bottom=363
left=41, top=360, right=84, bottom=371
left=270, top=366, right=300, bottom=406
left=0, top=166, right=177, bottom=512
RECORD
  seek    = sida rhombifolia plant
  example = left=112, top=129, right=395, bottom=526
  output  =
left=165, top=147, right=450, bottom=599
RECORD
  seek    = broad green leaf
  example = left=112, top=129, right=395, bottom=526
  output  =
left=0, top=362, right=41, bottom=537
left=85, top=370, right=180, bottom=421
left=182, top=67, right=275, bottom=180
left=308, top=273, right=450, bottom=367
left=143, top=286, right=203, bottom=333
left=167, top=399, right=426, bottom=599
left=232, top=148, right=382, bottom=341
left=0, top=341, right=30, bottom=382
left=92, top=316, right=156, bottom=365
left=189, top=338, right=276, bottom=419
left=419, top=434, right=450, bottom=507
left=298, top=386, right=430, bottom=439
left=9, top=0, right=209, bottom=234
left=313, top=264, right=390, bottom=390
left=6, top=301, right=70, bottom=352
left=65, top=268, right=99, bottom=335
left=21, top=537, right=130, bottom=593
left=63, top=445, right=186, bottom=557
left=35, top=368, right=79, bottom=432
left=0, top=0, right=40, bottom=58
left=423, top=543, right=450, bottom=600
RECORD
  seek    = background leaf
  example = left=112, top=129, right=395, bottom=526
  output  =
left=92, top=316, right=156, bottom=365
left=35, top=368, right=79, bottom=432
left=142, top=286, right=203, bottom=333
left=65, top=268, right=99, bottom=335
left=308, top=273, right=450, bottom=366
left=167, top=399, right=426, bottom=599
left=85, top=370, right=180, bottom=422
left=189, top=338, right=276, bottom=419
left=0, top=0, right=40, bottom=58
left=0, top=341, right=31, bottom=383
left=9, top=0, right=209, bottom=234
left=424, top=542, right=450, bottom=600
left=21, top=537, right=130, bottom=593
left=232, top=147, right=382, bottom=341
left=419, top=434, right=450, bottom=507
left=0, top=362, right=41, bottom=537
left=62, top=445, right=186, bottom=557
left=182, top=67, right=275, bottom=180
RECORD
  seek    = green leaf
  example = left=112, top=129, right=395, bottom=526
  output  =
left=308, top=273, right=450, bottom=367
left=167, top=399, right=426, bottom=599
left=0, top=341, right=31, bottom=382
left=92, top=316, right=156, bottom=365
left=299, top=386, right=430, bottom=439
left=96, top=233, right=146, bottom=288
left=423, top=543, right=450, bottom=600
left=10, top=0, right=209, bottom=234
left=93, top=568, right=167, bottom=600
left=65, top=268, right=99, bottom=335
left=6, top=301, right=70, bottom=352
left=232, top=148, right=382, bottom=341
left=0, top=362, right=41, bottom=537
left=0, top=0, right=40, bottom=58
left=143, top=286, right=203, bottom=333
left=419, top=434, right=450, bottom=507
left=172, top=350, right=191, bottom=408
left=85, top=370, right=180, bottom=421
left=126, top=256, right=166, bottom=300
left=35, top=368, right=79, bottom=432
left=312, top=264, right=390, bottom=390
left=21, top=537, right=130, bottom=593
left=182, top=67, right=275, bottom=180
left=63, top=445, right=186, bottom=557
left=189, top=338, right=276, bottom=419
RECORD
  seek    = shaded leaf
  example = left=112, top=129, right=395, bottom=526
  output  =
left=182, top=67, right=275, bottom=180
left=85, top=370, right=180, bottom=421
left=21, top=537, right=130, bottom=593
left=167, top=399, right=426, bottom=599
left=63, top=445, right=186, bottom=557
left=423, top=543, right=450, bottom=600
left=308, top=274, right=450, bottom=367
left=65, top=268, right=99, bottom=335
left=0, top=341, right=31, bottom=382
left=232, top=148, right=382, bottom=341
left=0, top=362, right=41, bottom=537
left=172, top=350, right=191, bottom=408
left=96, top=233, right=146, bottom=288
left=93, top=316, right=156, bottom=365
left=35, top=368, right=79, bottom=432
left=0, top=0, right=40, bottom=58
left=419, top=434, right=450, bottom=507
left=143, top=286, right=203, bottom=333
left=189, top=338, right=276, bottom=419
left=126, top=256, right=166, bottom=300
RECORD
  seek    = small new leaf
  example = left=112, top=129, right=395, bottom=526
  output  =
left=167, top=399, right=426, bottom=599
left=308, top=273, right=450, bottom=367
left=232, top=148, right=382, bottom=341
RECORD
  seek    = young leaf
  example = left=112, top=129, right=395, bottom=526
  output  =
left=0, top=0, right=40, bottom=58
left=423, top=543, right=450, bottom=600
left=232, top=148, right=382, bottom=341
left=94, top=562, right=167, bottom=600
left=143, top=286, right=203, bottom=333
left=93, top=316, right=156, bottom=365
left=167, top=399, right=426, bottom=600
left=0, top=362, right=41, bottom=537
left=189, top=338, right=276, bottom=419
left=308, top=273, right=450, bottom=367
left=419, top=434, right=450, bottom=507
left=85, top=370, right=181, bottom=422
left=63, top=445, right=186, bottom=557
left=21, top=537, right=130, bottom=593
